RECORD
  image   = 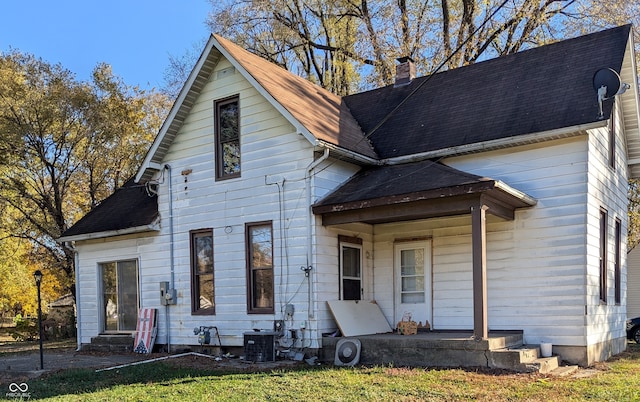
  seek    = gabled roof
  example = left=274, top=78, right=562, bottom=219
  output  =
left=65, top=26, right=637, bottom=239
left=58, top=180, right=159, bottom=242
left=136, top=33, right=377, bottom=183
left=344, top=24, right=636, bottom=160
left=136, top=25, right=636, bottom=182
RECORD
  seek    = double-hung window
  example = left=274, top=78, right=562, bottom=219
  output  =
left=246, top=222, right=274, bottom=313
left=339, top=236, right=362, bottom=300
left=191, top=229, right=214, bottom=314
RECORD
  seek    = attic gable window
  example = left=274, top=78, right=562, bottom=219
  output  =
left=215, top=95, right=240, bottom=179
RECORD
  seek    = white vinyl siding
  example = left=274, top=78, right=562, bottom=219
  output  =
left=584, top=105, right=628, bottom=350
left=627, top=246, right=640, bottom=318
left=149, top=58, right=318, bottom=346
left=427, top=137, right=591, bottom=345
left=75, top=56, right=330, bottom=347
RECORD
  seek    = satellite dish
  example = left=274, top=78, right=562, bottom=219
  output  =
left=593, top=68, right=622, bottom=98
left=593, top=68, right=630, bottom=119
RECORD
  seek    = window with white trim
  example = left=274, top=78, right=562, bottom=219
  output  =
left=339, top=236, right=362, bottom=300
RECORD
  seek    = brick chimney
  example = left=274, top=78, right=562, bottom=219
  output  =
left=394, top=56, right=416, bottom=87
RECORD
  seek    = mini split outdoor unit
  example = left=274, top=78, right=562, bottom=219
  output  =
left=243, top=332, right=276, bottom=362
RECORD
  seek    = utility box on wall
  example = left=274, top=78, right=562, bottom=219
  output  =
left=159, top=281, right=177, bottom=305
left=244, top=332, right=276, bottom=362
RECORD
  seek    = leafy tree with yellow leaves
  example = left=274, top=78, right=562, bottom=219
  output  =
left=0, top=51, right=170, bottom=302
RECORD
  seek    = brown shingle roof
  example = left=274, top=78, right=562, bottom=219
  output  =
left=213, top=35, right=378, bottom=159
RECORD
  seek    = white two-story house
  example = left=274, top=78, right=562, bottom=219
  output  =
left=60, top=25, right=640, bottom=367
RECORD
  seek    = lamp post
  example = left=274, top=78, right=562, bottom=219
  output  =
left=33, top=270, right=44, bottom=370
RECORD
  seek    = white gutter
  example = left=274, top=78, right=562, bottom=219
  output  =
left=494, top=180, right=538, bottom=206
left=305, top=148, right=330, bottom=322
left=317, top=140, right=379, bottom=166
left=383, top=122, right=605, bottom=165
left=57, top=219, right=161, bottom=243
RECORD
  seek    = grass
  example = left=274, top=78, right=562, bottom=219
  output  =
left=4, top=343, right=640, bottom=401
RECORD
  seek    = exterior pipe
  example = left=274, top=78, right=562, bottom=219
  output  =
left=69, top=242, right=81, bottom=351
left=165, top=164, right=175, bottom=353
left=305, top=148, right=330, bottom=324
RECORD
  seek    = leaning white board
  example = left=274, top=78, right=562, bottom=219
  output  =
left=327, top=300, right=393, bottom=336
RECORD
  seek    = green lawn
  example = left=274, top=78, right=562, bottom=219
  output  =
left=8, top=343, right=640, bottom=401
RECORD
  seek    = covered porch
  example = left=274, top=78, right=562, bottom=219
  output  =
left=312, top=160, right=537, bottom=341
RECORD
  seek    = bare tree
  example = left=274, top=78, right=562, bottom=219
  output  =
left=204, top=0, right=581, bottom=93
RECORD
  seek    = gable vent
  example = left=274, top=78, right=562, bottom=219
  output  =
left=216, top=66, right=236, bottom=80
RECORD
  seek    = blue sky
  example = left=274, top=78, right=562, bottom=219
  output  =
left=0, top=0, right=211, bottom=90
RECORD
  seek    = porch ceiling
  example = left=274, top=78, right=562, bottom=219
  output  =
left=312, top=161, right=536, bottom=226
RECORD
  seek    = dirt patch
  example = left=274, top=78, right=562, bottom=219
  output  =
left=159, top=353, right=306, bottom=373
left=1, top=346, right=308, bottom=386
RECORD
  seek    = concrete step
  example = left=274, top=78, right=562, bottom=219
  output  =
left=84, top=334, right=133, bottom=352
left=548, top=365, right=579, bottom=377
left=486, top=333, right=525, bottom=350
left=488, top=346, right=540, bottom=371
left=489, top=345, right=565, bottom=374
left=526, top=356, right=560, bottom=374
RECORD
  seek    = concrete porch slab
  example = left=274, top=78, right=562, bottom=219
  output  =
left=321, top=330, right=529, bottom=370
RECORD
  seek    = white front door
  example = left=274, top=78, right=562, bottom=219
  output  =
left=394, top=240, right=432, bottom=328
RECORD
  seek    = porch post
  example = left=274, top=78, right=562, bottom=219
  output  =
left=471, top=204, right=488, bottom=340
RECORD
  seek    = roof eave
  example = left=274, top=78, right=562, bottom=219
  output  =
left=58, top=217, right=161, bottom=243
left=383, top=121, right=605, bottom=164
left=620, top=28, right=640, bottom=179
left=135, top=36, right=221, bottom=183
left=493, top=180, right=538, bottom=207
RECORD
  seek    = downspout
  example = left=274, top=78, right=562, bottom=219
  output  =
left=68, top=242, right=81, bottom=351
left=305, top=148, right=330, bottom=322
left=165, top=164, right=175, bottom=353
